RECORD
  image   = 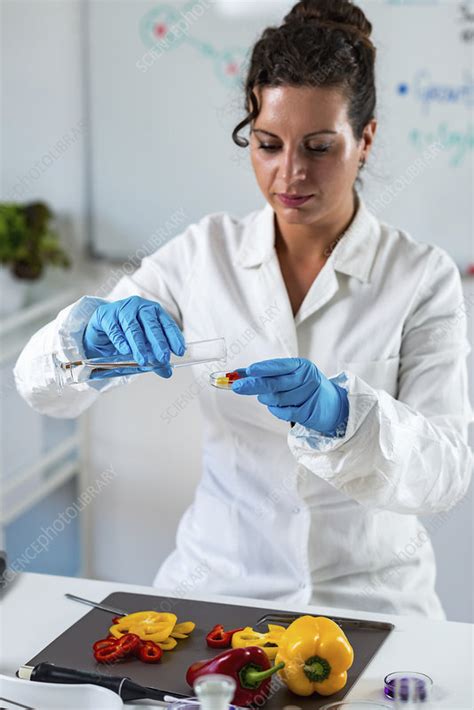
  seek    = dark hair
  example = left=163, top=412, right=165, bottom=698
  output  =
left=232, top=0, right=377, bottom=147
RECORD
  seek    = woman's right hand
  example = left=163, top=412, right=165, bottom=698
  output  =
left=83, top=296, right=186, bottom=379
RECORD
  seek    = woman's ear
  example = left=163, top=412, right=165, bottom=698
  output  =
left=360, top=118, right=377, bottom=161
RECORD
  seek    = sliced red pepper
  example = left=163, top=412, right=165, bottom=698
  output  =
left=94, top=640, right=122, bottom=663
left=111, top=616, right=123, bottom=624
left=137, top=640, right=163, bottom=663
left=206, top=624, right=225, bottom=647
left=93, top=633, right=140, bottom=664
left=225, top=370, right=245, bottom=382
left=206, top=624, right=245, bottom=649
left=116, top=633, right=141, bottom=657
left=93, top=638, right=118, bottom=653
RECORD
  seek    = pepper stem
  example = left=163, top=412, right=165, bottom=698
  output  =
left=303, top=655, right=331, bottom=683
left=239, top=662, right=285, bottom=690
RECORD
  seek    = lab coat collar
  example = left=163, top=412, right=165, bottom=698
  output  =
left=236, top=192, right=381, bottom=284
left=331, top=193, right=381, bottom=284
left=235, top=202, right=276, bottom=268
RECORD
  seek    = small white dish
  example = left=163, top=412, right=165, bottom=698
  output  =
left=0, top=674, right=123, bottom=710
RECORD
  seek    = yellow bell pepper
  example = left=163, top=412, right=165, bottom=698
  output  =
left=170, top=621, right=196, bottom=639
left=231, top=624, right=286, bottom=660
left=275, top=615, right=354, bottom=697
left=109, top=611, right=177, bottom=643
left=157, top=635, right=178, bottom=650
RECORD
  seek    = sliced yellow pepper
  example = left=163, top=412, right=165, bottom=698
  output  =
left=215, top=376, right=230, bottom=386
left=275, top=615, right=354, bottom=697
left=232, top=626, right=264, bottom=645
left=170, top=621, right=196, bottom=639
left=231, top=624, right=286, bottom=660
left=156, top=636, right=178, bottom=650
left=109, top=611, right=177, bottom=643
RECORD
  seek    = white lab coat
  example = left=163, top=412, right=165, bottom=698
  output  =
left=14, top=193, right=473, bottom=618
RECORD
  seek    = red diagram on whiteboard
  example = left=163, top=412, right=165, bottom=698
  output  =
left=139, top=4, right=247, bottom=88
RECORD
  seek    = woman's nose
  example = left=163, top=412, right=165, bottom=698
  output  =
left=280, top=148, right=307, bottom=181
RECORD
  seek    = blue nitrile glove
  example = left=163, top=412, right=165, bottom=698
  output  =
left=83, top=296, right=186, bottom=379
left=232, top=358, right=349, bottom=437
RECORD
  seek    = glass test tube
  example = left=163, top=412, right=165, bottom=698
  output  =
left=53, top=337, right=227, bottom=388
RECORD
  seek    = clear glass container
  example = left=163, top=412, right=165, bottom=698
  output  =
left=384, top=671, right=433, bottom=702
left=209, top=369, right=247, bottom=390
left=53, top=338, right=226, bottom=388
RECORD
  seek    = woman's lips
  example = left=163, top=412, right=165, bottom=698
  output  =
left=277, top=193, right=314, bottom=208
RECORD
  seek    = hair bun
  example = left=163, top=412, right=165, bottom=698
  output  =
left=283, top=0, right=372, bottom=39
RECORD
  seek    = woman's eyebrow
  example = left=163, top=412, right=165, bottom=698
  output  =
left=251, top=128, right=337, bottom=138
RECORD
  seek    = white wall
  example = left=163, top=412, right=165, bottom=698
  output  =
left=2, top=0, right=473, bottom=622
left=1, top=0, right=87, bottom=261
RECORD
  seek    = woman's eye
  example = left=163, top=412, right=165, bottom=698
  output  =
left=257, top=144, right=331, bottom=154
left=307, top=145, right=331, bottom=153
left=258, top=144, right=279, bottom=151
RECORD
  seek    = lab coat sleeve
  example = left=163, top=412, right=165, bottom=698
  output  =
left=14, top=296, right=119, bottom=418
left=13, top=217, right=203, bottom=418
left=287, top=249, right=474, bottom=515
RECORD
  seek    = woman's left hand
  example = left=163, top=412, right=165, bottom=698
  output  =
left=232, top=358, right=349, bottom=436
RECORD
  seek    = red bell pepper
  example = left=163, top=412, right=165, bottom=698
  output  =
left=93, top=633, right=141, bottom=663
left=137, top=640, right=163, bottom=663
left=93, top=638, right=117, bottom=653
left=225, top=370, right=245, bottom=381
left=93, top=638, right=121, bottom=663
left=92, top=632, right=157, bottom=664
left=206, top=624, right=245, bottom=649
left=116, top=632, right=141, bottom=657
left=186, top=646, right=284, bottom=707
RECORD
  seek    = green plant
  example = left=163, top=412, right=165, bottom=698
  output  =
left=0, top=201, right=71, bottom=280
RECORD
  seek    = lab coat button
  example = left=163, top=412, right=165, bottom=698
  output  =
left=293, top=506, right=301, bottom=514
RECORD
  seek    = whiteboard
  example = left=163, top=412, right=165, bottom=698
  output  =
left=86, top=0, right=474, bottom=268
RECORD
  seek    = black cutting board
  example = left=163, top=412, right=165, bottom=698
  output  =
left=25, top=591, right=394, bottom=708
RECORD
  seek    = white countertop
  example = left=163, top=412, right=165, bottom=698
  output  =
left=0, top=572, right=472, bottom=708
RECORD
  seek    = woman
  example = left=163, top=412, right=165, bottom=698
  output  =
left=15, top=0, right=472, bottom=618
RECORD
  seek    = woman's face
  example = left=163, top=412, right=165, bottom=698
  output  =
left=249, top=84, right=376, bottom=227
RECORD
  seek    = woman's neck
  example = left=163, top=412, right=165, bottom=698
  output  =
left=274, top=190, right=358, bottom=263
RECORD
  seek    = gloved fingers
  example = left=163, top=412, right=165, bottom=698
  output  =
left=257, top=381, right=315, bottom=407
left=152, top=364, right=173, bottom=379
left=232, top=371, right=304, bottom=396
left=245, top=358, right=302, bottom=378
left=138, top=308, right=171, bottom=364
left=117, top=312, right=149, bottom=366
left=267, top=404, right=297, bottom=423
left=156, top=305, right=186, bottom=356
left=98, top=318, right=130, bottom=356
